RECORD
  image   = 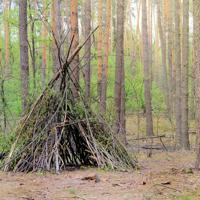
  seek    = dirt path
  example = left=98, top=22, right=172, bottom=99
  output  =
left=1, top=151, right=200, bottom=200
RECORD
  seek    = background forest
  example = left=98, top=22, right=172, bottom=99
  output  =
left=2, top=0, right=200, bottom=199
left=0, top=0, right=199, bottom=162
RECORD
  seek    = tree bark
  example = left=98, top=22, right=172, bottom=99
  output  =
left=194, top=0, right=200, bottom=169
left=66, top=0, right=71, bottom=47
left=19, top=0, right=29, bottom=112
left=84, top=0, right=91, bottom=104
left=136, top=0, right=141, bottom=36
left=100, top=0, right=111, bottom=113
left=167, top=0, right=174, bottom=118
left=157, top=0, right=170, bottom=117
left=147, top=0, right=152, bottom=83
left=112, top=0, right=117, bottom=52
left=181, top=0, right=190, bottom=150
left=51, top=0, right=61, bottom=72
left=114, top=0, right=126, bottom=144
left=29, top=1, right=36, bottom=89
left=174, top=0, right=182, bottom=148
left=70, top=0, right=79, bottom=99
left=142, top=0, right=154, bottom=136
left=3, top=0, right=10, bottom=71
left=97, top=0, right=103, bottom=97
left=41, top=0, right=47, bottom=89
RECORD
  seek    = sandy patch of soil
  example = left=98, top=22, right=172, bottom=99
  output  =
left=0, top=151, right=200, bottom=200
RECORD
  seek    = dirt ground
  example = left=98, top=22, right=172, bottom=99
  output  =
left=1, top=116, right=199, bottom=200
left=1, top=151, right=200, bottom=200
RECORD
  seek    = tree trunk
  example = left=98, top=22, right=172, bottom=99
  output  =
left=84, top=0, right=91, bottom=104
left=142, top=0, right=154, bottom=136
left=97, top=0, right=103, bottom=97
left=147, top=0, right=152, bottom=83
left=66, top=0, right=71, bottom=47
left=51, top=0, right=61, bottom=72
left=100, top=0, right=111, bottom=113
left=3, top=0, right=10, bottom=71
left=19, top=0, right=29, bottom=112
left=157, top=0, right=170, bottom=116
left=174, top=0, right=182, bottom=148
left=70, top=0, right=79, bottom=99
left=181, top=0, right=190, bottom=150
left=29, top=1, right=36, bottom=89
left=167, top=0, right=174, bottom=118
left=136, top=0, right=142, bottom=35
left=112, top=0, right=117, bottom=52
left=114, top=0, right=126, bottom=144
left=194, top=0, right=200, bottom=169
left=41, top=0, right=47, bottom=89
left=191, top=48, right=196, bottom=120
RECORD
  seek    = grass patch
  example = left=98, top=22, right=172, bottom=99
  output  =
left=176, top=189, right=200, bottom=200
left=67, top=188, right=77, bottom=195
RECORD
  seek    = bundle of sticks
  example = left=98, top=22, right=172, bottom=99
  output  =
left=2, top=28, right=136, bottom=172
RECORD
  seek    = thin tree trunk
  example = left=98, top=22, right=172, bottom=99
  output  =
left=147, top=0, right=152, bottom=83
left=41, top=0, right=47, bottom=89
left=112, top=0, right=117, bottom=51
left=0, top=34, right=6, bottom=132
left=97, top=0, right=103, bottom=97
left=66, top=0, right=71, bottom=47
left=29, top=2, right=36, bottom=89
left=0, top=78, right=7, bottom=133
left=172, top=0, right=176, bottom=119
left=174, top=0, right=182, bottom=148
left=136, top=0, right=141, bottom=36
left=0, top=36, right=2, bottom=66
left=19, top=0, right=29, bottom=112
left=3, top=0, right=10, bottom=71
left=84, top=0, right=91, bottom=104
left=57, top=0, right=62, bottom=41
left=100, top=0, right=111, bottom=113
left=124, top=0, right=131, bottom=55
left=51, top=0, right=61, bottom=72
left=154, top=23, right=161, bottom=84
left=70, top=0, right=79, bottom=99
left=114, top=0, right=126, bottom=144
left=181, top=0, right=190, bottom=150
left=157, top=0, right=170, bottom=117
left=191, top=48, right=196, bottom=120
left=167, top=0, right=174, bottom=118
left=194, top=0, right=200, bottom=169
left=142, top=0, right=154, bottom=136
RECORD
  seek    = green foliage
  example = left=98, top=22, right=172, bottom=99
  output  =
left=71, top=101, right=87, bottom=119
left=176, top=189, right=200, bottom=200
left=0, top=6, right=167, bottom=127
left=67, top=188, right=77, bottom=195
left=184, top=197, right=193, bottom=200
left=0, top=132, right=15, bottom=153
left=179, top=195, right=193, bottom=200
left=152, top=82, right=166, bottom=114
left=1, top=45, right=166, bottom=127
left=125, top=59, right=144, bottom=112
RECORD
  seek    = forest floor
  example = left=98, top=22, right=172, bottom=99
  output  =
left=1, top=149, right=200, bottom=199
left=1, top=116, right=200, bottom=200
